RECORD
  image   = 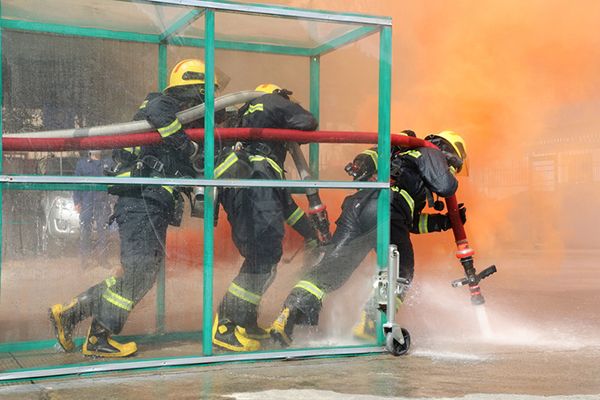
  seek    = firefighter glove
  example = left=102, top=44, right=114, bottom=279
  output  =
left=442, top=203, right=467, bottom=230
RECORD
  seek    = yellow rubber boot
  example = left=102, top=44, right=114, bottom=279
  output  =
left=48, top=301, right=78, bottom=352
left=82, top=321, right=137, bottom=357
left=270, top=308, right=294, bottom=347
left=212, top=314, right=260, bottom=352
left=352, top=309, right=377, bottom=343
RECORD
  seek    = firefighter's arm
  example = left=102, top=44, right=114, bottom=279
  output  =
left=282, top=189, right=319, bottom=248
left=410, top=204, right=467, bottom=234
left=279, top=100, right=318, bottom=131
left=144, top=97, right=198, bottom=159
left=420, top=148, right=459, bottom=198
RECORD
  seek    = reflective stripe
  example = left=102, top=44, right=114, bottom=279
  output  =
left=103, top=288, right=134, bottom=312
left=402, top=150, right=421, bottom=159
left=249, top=155, right=283, bottom=179
left=124, top=147, right=141, bottom=156
left=228, top=283, right=261, bottom=305
left=244, top=103, right=264, bottom=115
left=391, top=186, right=415, bottom=215
left=396, top=297, right=403, bottom=311
left=285, top=207, right=305, bottom=227
left=158, top=119, right=182, bottom=138
left=116, top=171, right=131, bottom=178
left=214, top=152, right=239, bottom=179
left=139, top=100, right=148, bottom=109
left=362, top=149, right=378, bottom=169
left=105, top=276, right=117, bottom=287
left=418, top=213, right=429, bottom=234
left=294, top=280, right=325, bottom=300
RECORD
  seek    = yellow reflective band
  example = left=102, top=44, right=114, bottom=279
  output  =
left=158, top=119, right=182, bottom=138
left=103, top=288, right=134, bottom=312
left=124, top=147, right=139, bottom=155
left=395, top=297, right=403, bottom=311
left=104, top=276, right=117, bottom=287
left=391, top=186, right=415, bottom=215
left=294, top=280, right=325, bottom=300
left=116, top=171, right=131, bottom=178
left=403, top=150, right=421, bottom=159
left=249, top=155, right=283, bottom=179
left=362, top=149, right=378, bottom=169
left=244, top=103, right=264, bottom=115
left=228, top=283, right=261, bottom=306
left=418, top=214, right=429, bottom=234
left=139, top=100, right=148, bottom=109
left=285, top=207, right=305, bottom=227
left=214, top=152, right=239, bottom=179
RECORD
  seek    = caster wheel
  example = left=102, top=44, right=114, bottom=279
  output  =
left=386, top=328, right=410, bottom=356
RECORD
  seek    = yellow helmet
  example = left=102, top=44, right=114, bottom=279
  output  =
left=164, top=59, right=219, bottom=92
left=254, top=83, right=298, bottom=102
left=424, top=131, right=468, bottom=176
left=255, top=83, right=282, bottom=93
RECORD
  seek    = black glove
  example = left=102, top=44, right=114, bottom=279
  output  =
left=458, top=203, right=467, bottom=224
left=442, top=203, right=467, bottom=231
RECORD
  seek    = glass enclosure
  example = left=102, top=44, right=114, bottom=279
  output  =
left=0, top=0, right=392, bottom=380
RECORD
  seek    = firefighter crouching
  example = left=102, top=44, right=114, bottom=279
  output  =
left=270, top=131, right=469, bottom=346
left=48, top=59, right=219, bottom=357
left=212, top=84, right=321, bottom=352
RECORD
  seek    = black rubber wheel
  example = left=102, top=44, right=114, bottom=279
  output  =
left=386, top=328, right=410, bottom=356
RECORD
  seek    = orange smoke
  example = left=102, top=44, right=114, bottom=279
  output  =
left=171, top=1, right=600, bottom=277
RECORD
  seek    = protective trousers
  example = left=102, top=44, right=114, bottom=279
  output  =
left=69, top=196, right=169, bottom=334
left=283, top=187, right=416, bottom=326
left=218, top=184, right=285, bottom=328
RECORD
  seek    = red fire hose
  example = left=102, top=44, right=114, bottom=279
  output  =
left=3, top=128, right=493, bottom=304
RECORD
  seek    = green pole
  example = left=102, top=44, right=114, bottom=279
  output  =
left=309, top=55, right=321, bottom=178
left=158, top=44, right=168, bottom=91
left=155, top=44, right=168, bottom=333
left=202, top=8, right=216, bottom=356
left=376, top=25, right=392, bottom=268
left=376, top=26, right=392, bottom=343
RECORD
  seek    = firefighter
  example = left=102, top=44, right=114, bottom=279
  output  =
left=212, top=84, right=320, bottom=352
left=49, top=59, right=218, bottom=357
left=73, top=150, right=116, bottom=269
left=270, top=131, right=468, bottom=346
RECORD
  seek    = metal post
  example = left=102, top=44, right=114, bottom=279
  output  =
left=202, top=8, right=216, bottom=356
left=309, top=55, right=321, bottom=178
left=376, top=26, right=392, bottom=267
left=156, top=42, right=168, bottom=333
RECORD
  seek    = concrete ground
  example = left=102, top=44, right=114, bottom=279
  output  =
left=1, top=250, right=599, bottom=399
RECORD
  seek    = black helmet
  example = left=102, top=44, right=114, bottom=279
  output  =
left=345, top=146, right=378, bottom=181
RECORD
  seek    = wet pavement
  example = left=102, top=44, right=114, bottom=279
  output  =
left=1, top=250, right=599, bottom=399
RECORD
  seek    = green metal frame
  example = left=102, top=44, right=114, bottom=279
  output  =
left=0, top=0, right=392, bottom=378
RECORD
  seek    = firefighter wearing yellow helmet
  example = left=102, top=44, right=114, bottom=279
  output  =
left=48, top=59, right=222, bottom=357
left=212, top=84, right=321, bottom=352
left=269, top=131, right=469, bottom=347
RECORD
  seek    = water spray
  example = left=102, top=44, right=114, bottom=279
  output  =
left=445, top=195, right=497, bottom=337
left=445, top=195, right=497, bottom=306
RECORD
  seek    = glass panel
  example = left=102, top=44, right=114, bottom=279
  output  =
left=212, top=186, right=383, bottom=353
left=1, top=0, right=391, bottom=378
left=0, top=185, right=206, bottom=366
left=2, top=0, right=185, bottom=36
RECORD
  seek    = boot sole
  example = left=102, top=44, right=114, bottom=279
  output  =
left=82, top=343, right=137, bottom=357
left=48, top=305, right=76, bottom=353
